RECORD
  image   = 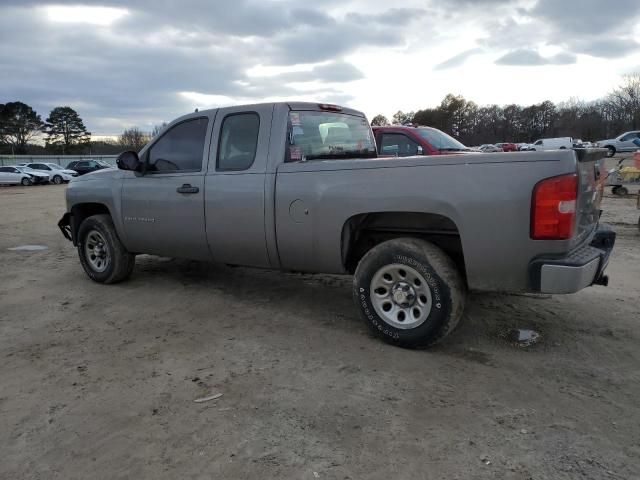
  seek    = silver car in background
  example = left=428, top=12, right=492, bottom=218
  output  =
left=596, top=131, right=640, bottom=157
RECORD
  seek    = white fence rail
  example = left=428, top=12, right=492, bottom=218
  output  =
left=0, top=155, right=118, bottom=167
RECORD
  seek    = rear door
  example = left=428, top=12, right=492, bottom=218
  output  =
left=204, top=105, right=273, bottom=267
left=120, top=115, right=213, bottom=260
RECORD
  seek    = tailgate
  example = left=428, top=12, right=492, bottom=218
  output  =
left=574, top=149, right=607, bottom=246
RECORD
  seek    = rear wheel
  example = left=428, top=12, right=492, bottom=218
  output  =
left=617, top=186, right=629, bottom=196
left=52, top=175, right=63, bottom=185
left=353, top=238, right=465, bottom=348
left=606, top=146, right=616, bottom=157
left=77, top=214, right=135, bottom=284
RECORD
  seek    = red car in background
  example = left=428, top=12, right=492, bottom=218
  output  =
left=495, top=142, right=518, bottom=152
left=372, top=125, right=473, bottom=157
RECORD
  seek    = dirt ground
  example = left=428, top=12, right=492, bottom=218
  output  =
left=1, top=179, right=639, bottom=480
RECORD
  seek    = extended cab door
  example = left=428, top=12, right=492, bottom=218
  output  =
left=204, top=105, right=273, bottom=267
left=120, top=115, right=213, bottom=260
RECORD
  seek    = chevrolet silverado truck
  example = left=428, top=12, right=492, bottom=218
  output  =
left=58, top=102, right=615, bottom=348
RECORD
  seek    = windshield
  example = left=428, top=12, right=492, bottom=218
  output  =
left=287, top=110, right=377, bottom=161
left=47, top=163, right=64, bottom=170
left=97, top=160, right=113, bottom=167
left=15, top=166, right=35, bottom=173
left=415, top=127, right=468, bottom=151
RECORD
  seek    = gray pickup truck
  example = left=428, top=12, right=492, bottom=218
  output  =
left=58, top=102, right=615, bottom=348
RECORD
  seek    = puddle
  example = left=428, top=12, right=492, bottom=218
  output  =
left=7, top=245, right=48, bottom=251
left=509, top=329, right=541, bottom=347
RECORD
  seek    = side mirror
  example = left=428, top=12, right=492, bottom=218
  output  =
left=116, top=151, right=143, bottom=172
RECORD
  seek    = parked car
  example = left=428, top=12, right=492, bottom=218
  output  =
left=596, top=131, right=640, bottom=157
left=495, top=142, right=517, bottom=152
left=0, top=166, right=36, bottom=185
left=13, top=166, right=50, bottom=184
left=58, top=101, right=614, bottom=349
left=518, top=143, right=536, bottom=151
left=372, top=125, right=473, bottom=156
left=66, top=159, right=112, bottom=176
left=478, top=144, right=503, bottom=152
left=531, top=137, right=575, bottom=151
left=24, top=162, right=78, bottom=184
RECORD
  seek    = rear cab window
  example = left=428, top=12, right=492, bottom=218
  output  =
left=286, top=110, right=376, bottom=162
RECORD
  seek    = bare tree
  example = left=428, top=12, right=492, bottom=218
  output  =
left=151, top=122, right=168, bottom=138
left=118, top=127, right=151, bottom=151
left=606, top=72, right=640, bottom=130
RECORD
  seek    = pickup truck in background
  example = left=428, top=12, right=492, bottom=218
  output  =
left=58, top=102, right=615, bottom=348
left=373, top=125, right=472, bottom=156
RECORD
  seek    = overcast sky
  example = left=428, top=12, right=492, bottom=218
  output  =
left=1, top=0, right=639, bottom=136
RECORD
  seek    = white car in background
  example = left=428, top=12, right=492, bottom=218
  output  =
left=23, top=162, right=78, bottom=184
left=596, top=131, right=640, bottom=157
left=0, top=166, right=38, bottom=185
left=14, top=166, right=50, bottom=184
left=530, top=137, right=574, bottom=151
left=478, top=144, right=503, bottom=152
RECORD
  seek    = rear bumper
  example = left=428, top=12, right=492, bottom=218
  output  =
left=529, top=224, right=615, bottom=294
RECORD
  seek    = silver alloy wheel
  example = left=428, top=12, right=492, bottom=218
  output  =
left=53, top=175, right=63, bottom=184
left=370, top=263, right=433, bottom=329
left=84, top=230, right=110, bottom=273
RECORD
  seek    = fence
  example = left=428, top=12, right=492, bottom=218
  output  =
left=0, top=155, right=118, bottom=167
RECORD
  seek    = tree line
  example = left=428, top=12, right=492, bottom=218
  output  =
left=0, top=103, right=166, bottom=155
left=371, top=73, right=640, bottom=146
left=3, top=73, right=639, bottom=154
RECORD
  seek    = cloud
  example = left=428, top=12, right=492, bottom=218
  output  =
left=0, top=2, right=419, bottom=134
left=434, top=48, right=483, bottom=70
left=495, top=49, right=577, bottom=66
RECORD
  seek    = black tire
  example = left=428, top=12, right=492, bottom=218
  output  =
left=559, top=146, right=567, bottom=150
left=52, top=175, right=63, bottom=185
left=606, top=146, right=616, bottom=157
left=353, top=238, right=465, bottom=348
left=77, top=214, right=135, bottom=284
left=21, top=177, right=32, bottom=186
left=617, top=186, right=629, bottom=196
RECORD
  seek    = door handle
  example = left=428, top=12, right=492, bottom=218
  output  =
left=176, top=184, right=199, bottom=194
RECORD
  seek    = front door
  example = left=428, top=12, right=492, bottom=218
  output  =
left=619, top=132, right=640, bottom=151
left=121, top=115, right=214, bottom=260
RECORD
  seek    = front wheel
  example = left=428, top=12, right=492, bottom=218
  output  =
left=606, top=146, right=616, bottom=157
left=353, top=238, right=465, bottom=348
left=77, top=214, right=135, bottom=283
left=21, top=177, right=32, bottom=186
left=52, top=175, right=64, bottom=185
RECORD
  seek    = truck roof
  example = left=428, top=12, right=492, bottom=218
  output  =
left=181, top=102, right=365, bottom=119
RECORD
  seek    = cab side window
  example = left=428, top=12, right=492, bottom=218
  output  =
left=148, top=117, right=209, bottom=173
left=379, top=133, right=419, bottom=157
left=217, top=113, right=260, bottom=171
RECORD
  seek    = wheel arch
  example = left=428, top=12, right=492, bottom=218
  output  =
left=341, top=211, right=467, bottom=283
left=69, top=203, right=114, bottom=245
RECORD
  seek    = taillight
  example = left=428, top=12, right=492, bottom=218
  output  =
left=531, top=173, right=577, bottom=240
